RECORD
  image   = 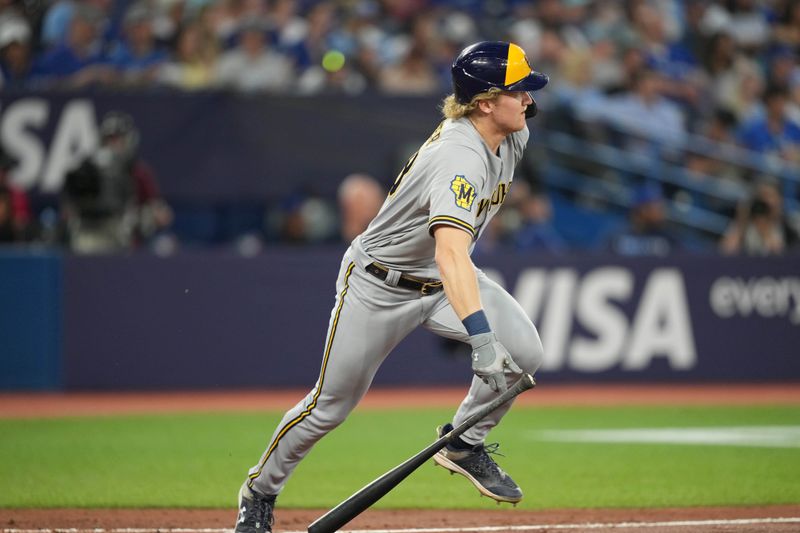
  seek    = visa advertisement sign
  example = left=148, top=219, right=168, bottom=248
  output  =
left=51, top=251, right=800, bottom=389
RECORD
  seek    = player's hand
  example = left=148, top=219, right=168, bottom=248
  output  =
left=469, top=332, right=522, bottom=393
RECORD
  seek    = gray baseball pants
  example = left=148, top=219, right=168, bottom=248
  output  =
left=247, top=249, right=544, bottom=496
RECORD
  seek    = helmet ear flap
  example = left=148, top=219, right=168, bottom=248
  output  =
left=525, top=94, right=538, bottom=119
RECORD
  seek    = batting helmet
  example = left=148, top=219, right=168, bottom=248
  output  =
left=451, top=41, right=548, bottom=104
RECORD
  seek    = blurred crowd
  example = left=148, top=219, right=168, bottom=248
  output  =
left=0, top=0, right=799, bottom=256
left=0, top=0, right=796, bottom=103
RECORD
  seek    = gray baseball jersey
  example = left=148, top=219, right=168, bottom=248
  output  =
left=356, top=117, right=529, bottom=277
left=247, top=117, right=544, bottom=497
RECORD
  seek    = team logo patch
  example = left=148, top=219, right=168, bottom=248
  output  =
left=450, top=175, right=477, bottom=211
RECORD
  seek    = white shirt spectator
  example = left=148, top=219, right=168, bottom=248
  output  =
left=214, top=22, right=294, bottom=93
left=215, top=48, right=294, bottom=92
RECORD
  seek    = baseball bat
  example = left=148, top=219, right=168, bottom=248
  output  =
left=307, top=373, right=536, bottom=533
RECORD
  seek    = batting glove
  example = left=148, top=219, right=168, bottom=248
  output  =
left=469, top=332, right=523, bottom=393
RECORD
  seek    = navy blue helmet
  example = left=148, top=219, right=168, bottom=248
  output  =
left=451, top=41, right=549, bottom=104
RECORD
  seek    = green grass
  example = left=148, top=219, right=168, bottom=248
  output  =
left=1, top=406, right=799, bottom=509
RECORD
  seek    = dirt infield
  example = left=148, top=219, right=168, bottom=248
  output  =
left=3, top=506, right=800, bottom=532
left=2, top=383, right=800, bottom=419
left=2, top=384, right=799, bottom=532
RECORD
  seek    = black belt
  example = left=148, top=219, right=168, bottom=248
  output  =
left=365, top=262, right=444, bottom=296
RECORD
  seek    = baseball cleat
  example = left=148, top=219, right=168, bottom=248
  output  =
left=235, top=481, right=276, bottom=533
left=433, top=423, right=523, bottom=504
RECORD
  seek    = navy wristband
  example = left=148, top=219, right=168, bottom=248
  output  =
left=462, top=310, right=491, bottom=336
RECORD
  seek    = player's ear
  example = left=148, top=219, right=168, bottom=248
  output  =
left=475, top=98, right=494, bottom=115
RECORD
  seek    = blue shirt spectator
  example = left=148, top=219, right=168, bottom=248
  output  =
left=603, top=69, right=687, bottom=152
left=40, top=0, right=75, bottom=48
left=108, top=2, right=168, bottom=80
left=737, top=85, right=800, bottom=161
left=32, top=43, right=108, bottom=78
left=31, top=5, right=112, bottom=86
left=605, top=183, right=679, bottom=256
left=738, top=116, right=800, bottom=153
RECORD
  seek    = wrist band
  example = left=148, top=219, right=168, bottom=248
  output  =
left=462, top=310, right=491, bottom=336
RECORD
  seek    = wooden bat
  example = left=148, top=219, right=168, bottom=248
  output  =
left=307, top=373, right=536, bottom=533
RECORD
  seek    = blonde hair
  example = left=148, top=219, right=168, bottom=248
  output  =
left=440, top=88, right=503, bottom=119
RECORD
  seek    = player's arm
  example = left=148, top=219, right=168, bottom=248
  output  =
left=433, top=225, right=522, bottom=393
left=433, top=226, right=481, bottom=320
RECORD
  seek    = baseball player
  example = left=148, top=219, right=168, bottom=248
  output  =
left=235, top=41, right=548, bottom=532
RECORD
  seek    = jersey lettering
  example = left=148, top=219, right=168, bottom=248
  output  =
left=388, top=122, right=445, bottom=198
left=477, top=198, right=491, bottom=218
left=491, top=183, right=508, bottom=205
left=388, top=151, right=418, bottom=197
left=476, top=182, right=509, bottom=218
left=450, top=175, right=477, bottom=210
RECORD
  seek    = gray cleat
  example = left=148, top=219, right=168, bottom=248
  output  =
left=433, top=423, right=523, bottom=504
left=235, top=481, right=276, bottom=533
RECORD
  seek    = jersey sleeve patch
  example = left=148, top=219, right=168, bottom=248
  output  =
left=428, top=215, right=477, bottom=238
left=450, top=175, right=477, bottom=211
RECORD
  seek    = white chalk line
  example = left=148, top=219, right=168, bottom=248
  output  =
left=4, top=517, right=800, bottom=533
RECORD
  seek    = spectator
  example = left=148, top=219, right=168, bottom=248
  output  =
left=678, top=0, right=713, bottom=69
left=150, top=0, right=186, bottom=48
left=40, top=0, right=77, bottom=48
left=606, top=183, right=679, bottom=256
left=108, top=2, right=169, bottom=86
left=737, top=85, right=800, bottom=165
left=197, top=0, right=249, bottom=44
left=603, top=68, right=688, bottom=153
left=0, top=145, right=30, bottom=241
left=766, top=48, right=798, bottom=93
left=379, top=43, right=439, bottom=95
left=716, top=55, right=765, bottom=123
left=512, top=190, right=567, bottom=254
left=0, top=14, right=32, bottom=89
left=596, top=42, right=647, bottom=99
left=157, top=19, right=219, bottom=90
left=684, top=108, right=747, bottom=209
left=632, top=2, right=702, bottom=110
left=702, top=0, right=771, bottom=53
left=773, top=0, right=800, bottom=49
left=30, top=4, right=114, bottom=88
left=61, top=111, right=172, bottom=254
left=720, top=180, right=800, bottom=255
left=337, top=173, right=384, bottom=242
left=214, top=18, right=294, bottom=92
left=268, top=190, right=337, bottom=244
left=284, top=1, right=335, bottom=71
left=551, top=47, right=606, bottom=129
left=0, top=185, right=15, bottom=242
left=296, top=50, right=367, bottom=95
left=267, top=0, right=305, bottom=53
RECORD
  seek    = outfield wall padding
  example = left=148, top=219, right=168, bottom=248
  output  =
left=0, top=249, right=62, bottom=389
left=55, top=249, right=800, bottom=389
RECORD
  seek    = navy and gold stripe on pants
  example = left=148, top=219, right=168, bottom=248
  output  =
left=248, top=262, right=356, bottom=487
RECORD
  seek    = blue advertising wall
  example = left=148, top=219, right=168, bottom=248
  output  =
left=2, top=248, right=799, bottom=390
left=55, top=249, right=799, bottom=390
left=0, top=250, right=61, bottom=389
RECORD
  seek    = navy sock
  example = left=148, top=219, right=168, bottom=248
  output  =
left=448, top=435, right=475, bottom=450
